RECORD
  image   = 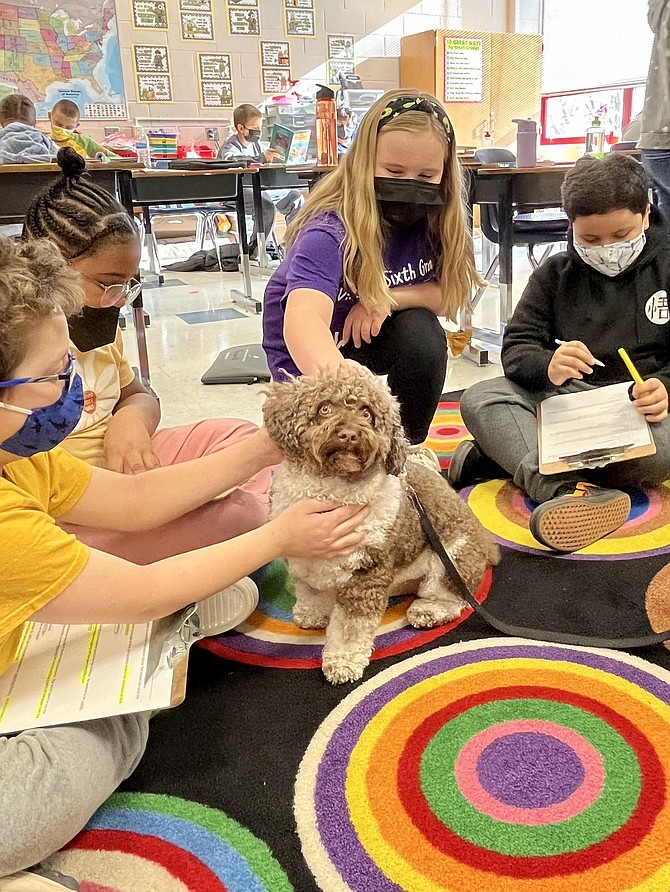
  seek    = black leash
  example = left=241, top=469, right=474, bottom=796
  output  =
left=407, top=487, right=670, bottom=650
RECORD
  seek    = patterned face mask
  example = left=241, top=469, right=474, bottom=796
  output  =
left=574, top=227, right=646, bottom=277
left=0, top=372, right=84, bottom=457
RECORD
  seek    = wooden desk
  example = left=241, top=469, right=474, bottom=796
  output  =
left=131, top=166, right=259, bottom=312
left=0, top=161, right=139, bottom=220
left=0, top=161, right=159, bottom=382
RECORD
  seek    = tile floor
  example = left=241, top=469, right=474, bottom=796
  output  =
left=121, top=239, right=540, bottom=430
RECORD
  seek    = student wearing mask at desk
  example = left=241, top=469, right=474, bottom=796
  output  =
left=262, top=89, right=482, bottom=472
left=218, top=103, right=304, bottom=258
left=451, top=153, right=670, bottom=553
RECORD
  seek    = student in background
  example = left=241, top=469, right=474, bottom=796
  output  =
left=337, top=106, right=354, bottom=154
left=218, top=103, right=304, bottom=256
left=24, top=147, right=270, bottom=565
left=49, top=99, right=119, bottom=159
left=640, top=0, right=670, bottom=234
left=262, top=89, right=482, bottom=472
left=450, top=154, right=670, bottom=553
left=0, top=94, right=56, bottom=163
left=0, top=236, right=369, bottom=888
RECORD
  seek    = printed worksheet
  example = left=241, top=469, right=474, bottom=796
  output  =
left=539, top=382, right=654, bottom=470
left=0, top=619, right=179, bottom=734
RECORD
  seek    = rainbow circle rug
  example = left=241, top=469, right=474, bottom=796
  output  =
left=199, top=560, right=492, bottom=669
left=464, top=479, right=670, bottom=561
left=295, top=639, right=670, bottom=891
left=47, top=792, right=293, bottom=892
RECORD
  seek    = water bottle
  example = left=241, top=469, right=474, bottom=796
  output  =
left=135, top=122, right=152, bottom=167
left=315, top=84, right=337, bottom=167
left=512, top=118, right=538, bottom=168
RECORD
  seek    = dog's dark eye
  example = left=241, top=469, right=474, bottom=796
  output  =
left=361, top=407, right=374, bottom=424
left=318, top=403, right=332, bottom=417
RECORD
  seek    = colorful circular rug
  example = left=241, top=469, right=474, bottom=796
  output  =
left=425, top=399, right=471, bottom=471
left=463, top=480, right=670, bottom=561
left=199, top=560, right=492, bottom=669
left=295, top=639, right=670, bottom=891
left=47, top=793, right=293, bottom=892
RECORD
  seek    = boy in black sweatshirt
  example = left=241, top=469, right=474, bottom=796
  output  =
left=450, top=153, right=670, bottom=553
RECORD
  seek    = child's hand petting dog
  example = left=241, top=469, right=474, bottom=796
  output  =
left=271, top=500, right=370, bottom=560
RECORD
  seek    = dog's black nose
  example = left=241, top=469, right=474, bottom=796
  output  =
left=337, top=429, right=358, bottom=444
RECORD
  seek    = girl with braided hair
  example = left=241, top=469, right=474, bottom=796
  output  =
left=24, top=147, right=272, bottom=564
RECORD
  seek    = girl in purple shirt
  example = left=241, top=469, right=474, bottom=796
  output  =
left=262, top=89, right=482, bottom=465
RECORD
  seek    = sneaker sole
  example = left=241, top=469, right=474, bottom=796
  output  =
left=530, top=491, right=631, bottom=553
left=195, top=579, right=259, bottom=636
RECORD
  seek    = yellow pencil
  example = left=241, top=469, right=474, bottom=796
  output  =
left=617, top=347, right=644, bottom=386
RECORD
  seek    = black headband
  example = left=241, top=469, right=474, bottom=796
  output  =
left=377, top=95, right=454, bottom=145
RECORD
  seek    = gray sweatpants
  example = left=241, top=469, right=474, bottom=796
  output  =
left=0, top=712, right=149, bottom=876
left=461, top=376, right=670, bottom=503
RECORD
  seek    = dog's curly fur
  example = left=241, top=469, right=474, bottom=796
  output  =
left=263, top=365, right=500, bottom=684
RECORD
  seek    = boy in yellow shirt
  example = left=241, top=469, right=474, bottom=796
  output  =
left=49, top=98, right=119, bottom=159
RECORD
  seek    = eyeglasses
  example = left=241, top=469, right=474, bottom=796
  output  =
left=0, top=353, right=75, bottom=416
left=82, top=274, right=142, bottom=308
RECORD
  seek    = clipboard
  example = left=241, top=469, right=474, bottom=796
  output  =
left=538, top=383, right=656, bottom=475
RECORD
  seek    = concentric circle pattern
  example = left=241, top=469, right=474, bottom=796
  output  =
left=463, top=479, right=670, bottom=560
left=47, top=793, right=293, bottom=892
left=295, top=639, right=670, bottom=891
left=199, top=560, right=491, bottom=669
left=425, top=400, right=470, bottom=471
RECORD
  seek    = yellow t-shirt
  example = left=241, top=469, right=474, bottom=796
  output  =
left=0, top=448, right=92, bottom=677
left=62, top=329, right=135, bottom=466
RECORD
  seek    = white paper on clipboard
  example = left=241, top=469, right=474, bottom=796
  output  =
left=538, top=382, right=655, bottom=473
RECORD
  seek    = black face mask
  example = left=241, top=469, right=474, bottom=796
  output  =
left=246, top=128, right=261, bottom=142
left=68, top=305, right=120, bottom=352
left=374, top=177, right=443, bottom=227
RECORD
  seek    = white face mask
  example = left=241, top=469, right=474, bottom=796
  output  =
left=574, top=226, right=646, bottom=277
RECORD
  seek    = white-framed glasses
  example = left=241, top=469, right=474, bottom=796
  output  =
left=82, top=274, right=142, bottom=307
left=0, top=353, right=75, bottom=416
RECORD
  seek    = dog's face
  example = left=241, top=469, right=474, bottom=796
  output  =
left=263, top=365, right=408, bottom=478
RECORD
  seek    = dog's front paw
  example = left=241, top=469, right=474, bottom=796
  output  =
left=407, top=598, right=465, bottom=628
left=321, top=653, right=369, bottom=685
left=293, top=607, right=330, bottom=629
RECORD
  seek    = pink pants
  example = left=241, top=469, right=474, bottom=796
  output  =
left=62, top=419, right=271, bottom=565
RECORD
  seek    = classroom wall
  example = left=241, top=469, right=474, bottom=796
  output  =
left=81, top=0, right=511, bottom=143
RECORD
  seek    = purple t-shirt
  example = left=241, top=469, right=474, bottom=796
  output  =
left=262, top=211, right=438, bottom=378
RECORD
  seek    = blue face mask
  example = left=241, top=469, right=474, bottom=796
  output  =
left=0, top=372, right=84, bottom=457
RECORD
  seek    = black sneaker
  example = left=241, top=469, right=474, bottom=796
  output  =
left=529, top=483, right=630, bottom=553
left=447, top=440, right=509, bottom=490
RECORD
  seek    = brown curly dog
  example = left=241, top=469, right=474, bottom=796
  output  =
left=263, top=364, right=500, bottom=684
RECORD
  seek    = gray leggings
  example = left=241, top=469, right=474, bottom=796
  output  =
left=0, top=712, right=149, bottom=876
left=461, top=376, right=670, bottom=503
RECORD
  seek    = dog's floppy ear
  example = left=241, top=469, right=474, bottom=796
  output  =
left=385, top=400, right=409, bottom=476
left=262, top=379, right=304, bottom=456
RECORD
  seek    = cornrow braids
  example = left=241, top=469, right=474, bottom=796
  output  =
left=23, top=147, right=137, bottom=260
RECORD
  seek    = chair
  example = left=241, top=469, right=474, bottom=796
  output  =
left=473, top=148, right=569, bottom=304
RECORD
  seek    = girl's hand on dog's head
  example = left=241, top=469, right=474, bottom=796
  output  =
left=273, top=500, right=370, bottom=559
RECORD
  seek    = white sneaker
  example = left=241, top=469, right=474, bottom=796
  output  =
left=0, top=868, right=79, bottom=890
left=195, top=578, right=259, bottom=636
left=407, top=445, right=442, bottom=474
